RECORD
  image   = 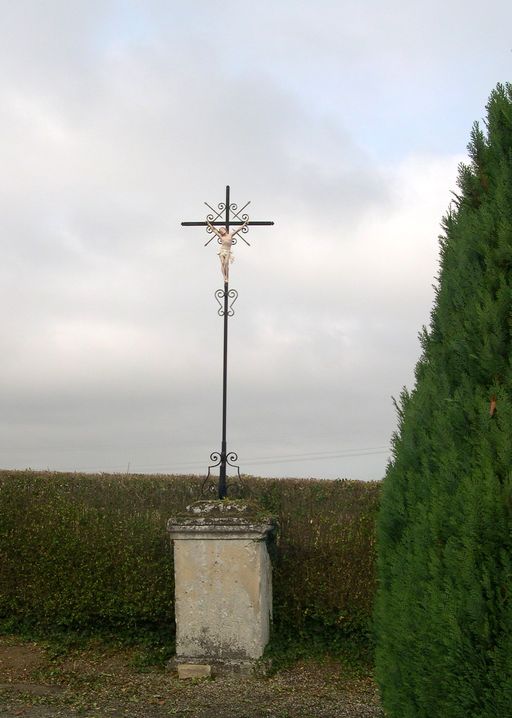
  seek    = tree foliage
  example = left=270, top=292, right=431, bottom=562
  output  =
left=375, top=83, right=512, bottom=717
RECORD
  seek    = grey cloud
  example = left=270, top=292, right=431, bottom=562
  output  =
left=0, top=0, right=504, bottom=480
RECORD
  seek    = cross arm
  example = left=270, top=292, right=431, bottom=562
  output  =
left=181, top=220, right=274, bottom=227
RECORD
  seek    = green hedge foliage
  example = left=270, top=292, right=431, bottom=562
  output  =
left=0, top=470, right=379, bottom=650
left=376, top=83, right=512, bottom=717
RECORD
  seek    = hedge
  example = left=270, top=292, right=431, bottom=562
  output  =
left=0, top=470, right=379, bottom=650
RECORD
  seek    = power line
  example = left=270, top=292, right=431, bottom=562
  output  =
left=243, top=448, right=389, bottom=467
left=16, top=444, right=390, bottom=473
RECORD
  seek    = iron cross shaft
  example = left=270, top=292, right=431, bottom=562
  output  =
left=181, top=185, right=274, bottom=499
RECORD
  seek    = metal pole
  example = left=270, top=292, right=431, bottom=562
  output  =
left=219, top=280, right=229, bottom=499
left=218, top=185, right=231, bottom=499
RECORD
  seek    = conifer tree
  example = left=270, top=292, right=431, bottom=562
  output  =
left=375, top=83, right=512, bottom=717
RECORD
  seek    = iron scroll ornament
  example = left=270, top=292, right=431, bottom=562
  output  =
left=215, top=287, right=238, bottom=316
left=201, top=451, right=243, bottom=498
left=204, top=200, right=251, bottom=247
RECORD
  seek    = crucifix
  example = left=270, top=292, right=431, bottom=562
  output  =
left=181, top=185, right=274, bottom=499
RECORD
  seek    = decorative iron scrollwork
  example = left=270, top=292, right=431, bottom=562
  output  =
left=203, top=199, right=251, bottom=246
left=200, top=451, right=243, bottom=498
left=200, top=452, right=222, bottom=497
left=229, top=201, right=250, bottom=245
left=215, top=288, right=238, bottom=316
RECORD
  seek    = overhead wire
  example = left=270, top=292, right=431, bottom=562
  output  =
left=9, top=444, right=390, bottom=473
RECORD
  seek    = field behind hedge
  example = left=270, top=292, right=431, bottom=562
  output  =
left=0, top=470, right=380, bottom=654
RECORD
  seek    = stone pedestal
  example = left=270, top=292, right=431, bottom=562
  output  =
left=167, top=500, right=275, bottom=676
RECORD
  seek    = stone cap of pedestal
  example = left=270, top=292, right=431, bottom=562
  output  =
left=167, top=500, right=276, bottom=541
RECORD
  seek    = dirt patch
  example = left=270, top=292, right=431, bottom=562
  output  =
left=0, top=645, right=46, bottom=682
left=0, top=637, right=383, bottom=718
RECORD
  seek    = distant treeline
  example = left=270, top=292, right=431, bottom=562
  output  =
left=0, top=470, right=379, bottom=655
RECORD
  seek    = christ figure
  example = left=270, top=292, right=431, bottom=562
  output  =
left=206, top=220, right=249, bottom=282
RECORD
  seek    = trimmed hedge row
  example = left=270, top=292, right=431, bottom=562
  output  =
left=0, top=471, right=379, bottom=648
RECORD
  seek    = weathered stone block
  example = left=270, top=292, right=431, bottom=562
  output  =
left=177, top=663, right=212, bottom=679
left=167, top=500, right=276, bottom=674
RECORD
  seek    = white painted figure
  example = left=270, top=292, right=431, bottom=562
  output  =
left=207, top=220, right=249, bottom=282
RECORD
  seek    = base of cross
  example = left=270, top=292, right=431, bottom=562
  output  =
left=167, top=501, right=276, bottom=677
left=201, top=450, right=243, bottom=499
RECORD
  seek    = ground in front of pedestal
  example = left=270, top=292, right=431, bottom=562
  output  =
left=0, top=635, right=383, bottom=718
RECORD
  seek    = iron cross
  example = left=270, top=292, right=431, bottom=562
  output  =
left=181, top=186, right=274, bottom=499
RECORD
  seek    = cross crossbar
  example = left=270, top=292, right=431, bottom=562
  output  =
left=181, top=220, right=273, bottom=226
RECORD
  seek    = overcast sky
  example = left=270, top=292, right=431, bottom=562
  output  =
left=0, top=1, right=510, bottom=481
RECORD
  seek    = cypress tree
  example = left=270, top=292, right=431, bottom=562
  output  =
left=375, top=83, right=512, bottom=717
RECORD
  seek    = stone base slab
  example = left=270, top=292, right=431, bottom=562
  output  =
left=169, top=655, right=271, bottom=678
left=176, top=663, right=212, bottom=679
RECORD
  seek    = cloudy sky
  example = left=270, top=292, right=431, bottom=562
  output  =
left=0, top=1, right=510, bottom=481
